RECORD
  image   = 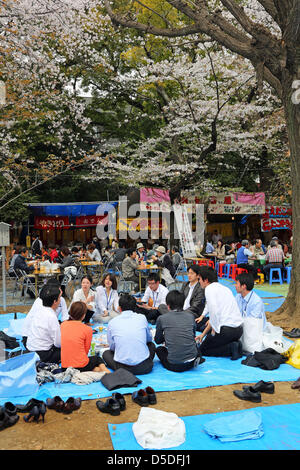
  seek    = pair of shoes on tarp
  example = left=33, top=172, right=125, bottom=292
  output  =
left=233, top=380, right=275, bottom=403
left=283, top=328, right=300, bottom=338
left=96, top=392, right=126, bottom=416
left=46, top=396, right=81, bottom=414
left=0, top=402, right=19, bottom=431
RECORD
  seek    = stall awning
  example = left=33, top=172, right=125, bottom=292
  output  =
left=27, top=201, right=118, bottom=217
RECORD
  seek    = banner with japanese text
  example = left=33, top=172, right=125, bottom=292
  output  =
left=76, top=215, right=108, bottom=227
left=140, top=187, right=171, bottom=212
left=261, top=206, right=292, bottom=232
left=208, top=192, right=265, bottom=214
left=34, top=216, right=70, bottom=230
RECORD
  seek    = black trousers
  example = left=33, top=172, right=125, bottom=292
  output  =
left=263, top=263, right=284, bottom=280
left=103, top=342, right=156, bottom=375
left=156, top=345, right=202, bottom=372
left=36, top=345, right=61, bottom=364
left=199, top=325, right=243, bottom=357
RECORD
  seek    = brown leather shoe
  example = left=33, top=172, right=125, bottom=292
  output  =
left=46, top=396, right=65, bottom=412
left=291, top=377, right=300, bottom=389
left=63, top=397, right=82, bottom=414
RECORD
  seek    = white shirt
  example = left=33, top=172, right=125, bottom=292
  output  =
left=95, top=286, right=119, bottom=314
left=183, top=282, right=197, bottom=310
left=23, top=297, right=69, bottom=337
left=87, top=249, right=101, bottom=262
left=203, top=282, right=243, bottom=334
left=70, top=288, right=96, bottom=311
left=141, top=284, right=169, bottom=308
left=26, top=306, right=61, bottom=351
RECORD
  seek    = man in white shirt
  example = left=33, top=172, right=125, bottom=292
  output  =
left=135, top=273, right=169, bottom=323
left=22, top=279, right=68, bottom=346
left=26, top=284, right=62, bottom=364
left=196, top=266, right=244, bottom=360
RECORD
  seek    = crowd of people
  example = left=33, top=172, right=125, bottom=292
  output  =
left=10, top=233, right=271, bottom=379
left=204, top=234, right=292, bottom=281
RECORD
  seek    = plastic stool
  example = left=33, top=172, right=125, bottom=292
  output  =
left=217, top=262, right=226, bottom=278
left=269, top=267, right=283, bottom=285
left=283, top=266, right=292, bottom=284
left=229, top=264, right=237, bottom=280
left=235, top=268, right=248, bottom=276
left=223, top=263, right=231, bottom=279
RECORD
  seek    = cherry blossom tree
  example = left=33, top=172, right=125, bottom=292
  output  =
left=103, top=0, right=300, bottom=320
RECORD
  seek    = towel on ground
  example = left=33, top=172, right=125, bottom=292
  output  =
left=204, top=409, right=264, bottom=442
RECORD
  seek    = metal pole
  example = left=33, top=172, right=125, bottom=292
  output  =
left=2, top=246, right=6, bottom=311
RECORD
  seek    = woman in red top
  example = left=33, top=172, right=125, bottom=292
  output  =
left=61, top=301, right=110, bottom=373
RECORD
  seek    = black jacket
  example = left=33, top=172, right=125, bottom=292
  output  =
left=181, top=281, right=205, bottom=318
left=14, top=255, right=34, bottom=274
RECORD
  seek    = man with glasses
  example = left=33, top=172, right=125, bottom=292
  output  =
left=136, top=273, right=168, bottom=323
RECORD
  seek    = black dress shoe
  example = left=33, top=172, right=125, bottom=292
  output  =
left=3, top=402, right=17, bottom=417
left=233, top=389, right=262, bottom=403
left=111, top=393, right=126, bottom=411
left=96, top=398, right=120, bottom=416
left=145, top=386, right=157, bottom=405
left=132, top=389, right=149, bottom=407
left=0, top=407, right=19, bottom=431
left=230, top=341, right=243, bottom=360
left=243, top=380, right=275, bottom=394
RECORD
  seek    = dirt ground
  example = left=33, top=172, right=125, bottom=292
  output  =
left=0, top=306, right=299, bottom=451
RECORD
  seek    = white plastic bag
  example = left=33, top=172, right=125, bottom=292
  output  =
left=262, top=322, right=291, bottom=353
left=132, top=407, right=186, bottom=449
left=241, top=317, right=264, bottom=353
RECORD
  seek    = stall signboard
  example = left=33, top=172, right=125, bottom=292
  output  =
left=118, top=217, right=169, bottom=233
left=140, top=187, right=171, bottom=213
left=34, top=216, right=70, bottom=230
left=261, top=205, right=292, bottom=232
left=76, top=215, right=108, bottom=227
left=208, top=192, right=265, bottom=214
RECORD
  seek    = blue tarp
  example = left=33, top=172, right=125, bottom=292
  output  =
left=27, top=202, right=118, bottom=217
left=108, top=403, right=300, bottom=450
left=0, top=349, right=298, bottom=406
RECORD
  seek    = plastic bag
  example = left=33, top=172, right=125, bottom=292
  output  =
left=284, top=339, right=300, bottom=369
left=0, top=351, right=39, bottom=398
left=132, top=407, right=186, bottom=449
left=241, top=317, right=264, bottom=353
left=262, top=322, right=290, bottom=354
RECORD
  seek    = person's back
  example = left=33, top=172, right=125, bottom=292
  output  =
left=107, top=310, right=150, bottom=365
left=61, top=319, right=92, bottom=368
left=155, top=310, right=197, bottom=364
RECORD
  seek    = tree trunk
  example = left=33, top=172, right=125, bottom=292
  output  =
left=276, top=71, right=300, bottom=322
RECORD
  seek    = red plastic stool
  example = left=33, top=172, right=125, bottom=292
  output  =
left=229, top=264, right=237, bottom=280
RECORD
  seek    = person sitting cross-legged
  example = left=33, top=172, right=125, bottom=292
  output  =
left=61, top=301, right=110, bottom=373
left=155, top=290, right=204, bottom=372
left=26, top=284, right=62, bottom=364
left=135, top=273, right=169, bottom=324
left=196, top=266, right=244, bottom=360
left=102, top=294, right=156, bottom=375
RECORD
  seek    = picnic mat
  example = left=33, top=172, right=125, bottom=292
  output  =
left=108, top=403, right=300, bottom=450
left=1, top=350, right=299, bottom=406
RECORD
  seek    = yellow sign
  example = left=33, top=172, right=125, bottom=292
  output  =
left=26, top=235, right=31, bottom=249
